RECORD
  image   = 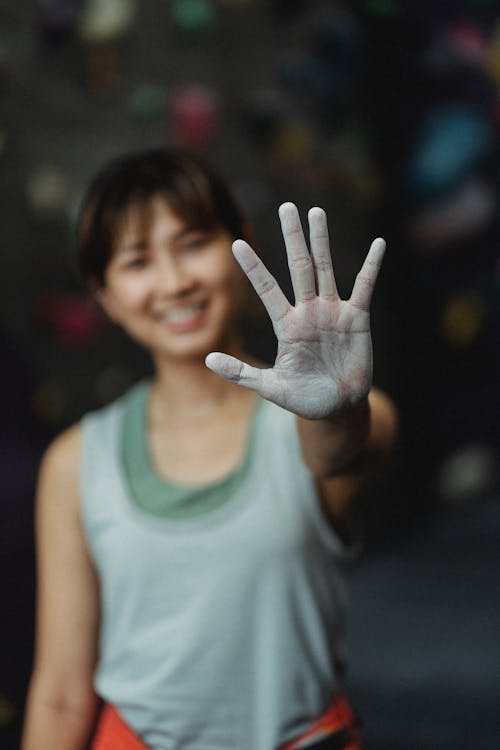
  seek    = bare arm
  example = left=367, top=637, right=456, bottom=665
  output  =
left=297, top=387, right=398, bottom=537
left=22, top=425, right=100, bottom=750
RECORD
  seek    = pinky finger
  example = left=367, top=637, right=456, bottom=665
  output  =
left=349, top=237, right=386, bottom=311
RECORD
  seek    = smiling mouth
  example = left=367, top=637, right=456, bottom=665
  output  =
left=161, top=305, right=204, bottom=322
left=155, top=303, right=208, bottom=330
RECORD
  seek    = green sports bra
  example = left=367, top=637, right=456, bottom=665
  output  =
left=120, top=380, right=264, bottom=520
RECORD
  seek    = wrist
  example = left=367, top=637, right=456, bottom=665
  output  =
left=297, top=395, right=371, bottom=478
left=323, top=393, right=370, bottom=439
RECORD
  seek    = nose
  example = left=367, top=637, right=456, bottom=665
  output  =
left=153, top=253, right=195, bottom=297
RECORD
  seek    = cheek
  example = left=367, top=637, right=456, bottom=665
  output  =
left=113, top=278, right=152, bottom=309
left=190, top=250, right=237, bottom=288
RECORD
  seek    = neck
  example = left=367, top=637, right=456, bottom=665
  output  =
left=150, top=336, right=251, bottom=420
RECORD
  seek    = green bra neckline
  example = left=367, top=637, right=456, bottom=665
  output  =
left=121, top=380, right=263, bottom=520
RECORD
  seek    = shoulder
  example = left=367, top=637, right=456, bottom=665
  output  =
left=37, top=423, right=83, bottom=515
left=39, top=385, right=133, bottom=488
left=40, top=423, right=82, bottom=480
left=34, top=426, right=86, bottom=561
left=38, top=386, right=134, bottom=499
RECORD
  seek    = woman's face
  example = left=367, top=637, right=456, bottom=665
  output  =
left=98, top=197, right=247, bottom=363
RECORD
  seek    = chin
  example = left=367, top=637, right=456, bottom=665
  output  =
left=153, top=331, right=226, bottom=363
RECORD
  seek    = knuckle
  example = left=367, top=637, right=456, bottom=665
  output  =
left=356, top=273, right=374, bottom=288
left=313, top=258, right=331, bottom=272
left=290, top=255, right=312, bottom=271
left=257, top=277, right=276, bottom=295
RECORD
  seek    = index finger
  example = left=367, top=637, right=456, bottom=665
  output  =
left=232, top=239, right=291, bottom=323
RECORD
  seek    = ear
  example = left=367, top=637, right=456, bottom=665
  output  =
left=94, top=287, right=118, bottom=323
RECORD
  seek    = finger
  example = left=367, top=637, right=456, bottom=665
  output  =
left=308, top=207, right=339, bottom=301
left=205, top=352, right=264, bottom=391
left=232, top=239, right=290, bottom=323
left=350, top=237, right=386, bottom=311
left=279, top=202, right=317, bottom=303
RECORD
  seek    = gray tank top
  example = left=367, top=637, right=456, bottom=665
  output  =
left=80, top=382, right=353, bottom=750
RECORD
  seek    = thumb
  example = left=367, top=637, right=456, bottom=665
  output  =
left=205, top=352, right=264, bottom=391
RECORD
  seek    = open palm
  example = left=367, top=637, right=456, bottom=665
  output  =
left=206, top=202, right=386, bottom=420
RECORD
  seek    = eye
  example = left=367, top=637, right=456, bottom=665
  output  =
left=180, top=232, right=211, bottom=252
left=124, top=256, right=148, bottom=270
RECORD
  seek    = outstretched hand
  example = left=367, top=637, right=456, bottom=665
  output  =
left=205, top=202, right=386, bottom=420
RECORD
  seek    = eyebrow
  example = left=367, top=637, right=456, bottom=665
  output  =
left=117, top=240, right=148, bottom=254
left=172, top=227, right=212, bottom=241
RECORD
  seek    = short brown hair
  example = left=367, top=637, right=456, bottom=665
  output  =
left=76, top=148, right=248, bottom=287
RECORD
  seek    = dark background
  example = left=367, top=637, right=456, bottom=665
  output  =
left=1, top=1, right=499, bottom=748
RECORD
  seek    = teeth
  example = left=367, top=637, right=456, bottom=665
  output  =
left=158, top=306, right=202, bottom=323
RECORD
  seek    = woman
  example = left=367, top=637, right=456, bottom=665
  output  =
left=22, top=149, right=397, bottom=750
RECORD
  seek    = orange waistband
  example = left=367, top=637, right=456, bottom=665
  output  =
left=281, top=695, right=360, bottom=750
left=92, top=704, right=148, bottom=750
left=92, top=695, right=361, bottom=750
